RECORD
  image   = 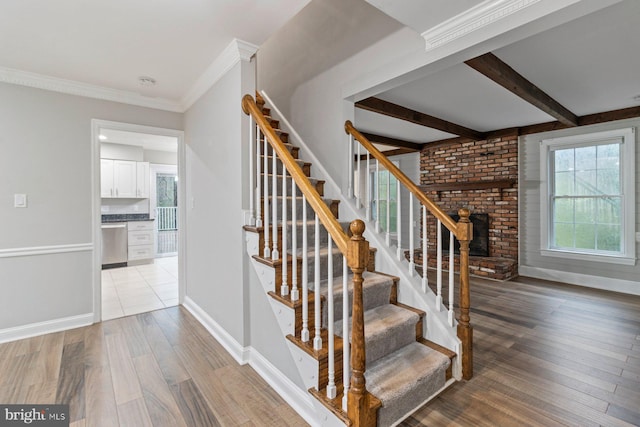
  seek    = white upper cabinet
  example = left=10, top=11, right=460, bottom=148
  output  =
left=100, top=159, right=115, bottom=198
left=101, top=159, right=149, bottom=198
left=136, top=162, right=150, bottom=198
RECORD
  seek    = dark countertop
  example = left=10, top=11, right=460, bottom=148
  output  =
left=102, top=214, right=154, bottom=223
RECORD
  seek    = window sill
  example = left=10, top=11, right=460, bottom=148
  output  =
left=541, top=249, right=637, bottom=266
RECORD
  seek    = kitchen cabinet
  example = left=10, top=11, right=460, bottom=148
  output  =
left=136, top=162, right=150, bottom=198
left=128, top=220, right=154, bottom=263
left=101, top=159, right=149, bottom=199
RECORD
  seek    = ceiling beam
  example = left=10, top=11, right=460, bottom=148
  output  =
left=421, top=105, right=640, bottom=148
left=355, top=97, right=486, bottom=140
left=465, top=52, right=578, bottom=127
left=356, top=147, right=417, bottom=161
left=360, top=132, right=422, bottom=151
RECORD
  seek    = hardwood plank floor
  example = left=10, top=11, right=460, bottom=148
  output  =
left=401, top=275, right=640, bottom=426
left=0, top=275, right=638, bottom=426
left=0, top=306, right=307, bottom=426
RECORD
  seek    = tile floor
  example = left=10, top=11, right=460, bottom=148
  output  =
left=101, top=256, right=178, bottom=320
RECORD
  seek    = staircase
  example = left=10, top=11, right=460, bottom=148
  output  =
left=242, top=93, right=471, bottom=426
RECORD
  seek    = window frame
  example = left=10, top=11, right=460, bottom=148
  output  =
left=539, top=127, right=636, bottom=265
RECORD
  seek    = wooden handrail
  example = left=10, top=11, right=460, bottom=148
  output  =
left=243, top=95, right=349, bottom=254
left=345, top=121, right=465, bottom=240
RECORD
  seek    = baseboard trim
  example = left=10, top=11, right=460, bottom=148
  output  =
left=248, top=350, right=319, bottom=426
left=183, top=297, right=251, bottom=365
left=519, top=265, right=640, bottom=296
left=0, top=313, right=94, bottom=344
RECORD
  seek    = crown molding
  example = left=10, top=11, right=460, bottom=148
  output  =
left=421, top=0, right=542, bottom=51
left=180, top=38, right=258, bottom=111
left=0, top=66, right=183, bottom=112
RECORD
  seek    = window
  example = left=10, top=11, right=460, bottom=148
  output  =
left=540, top=128, right=636, bottom=265
left=370, top=167, right=398, bottom=234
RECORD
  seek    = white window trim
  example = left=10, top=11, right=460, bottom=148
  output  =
left=539, top=127, right=636, bottom=266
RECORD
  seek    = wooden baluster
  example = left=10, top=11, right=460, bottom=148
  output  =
left=347, top=220, right=375, bottom=427
left=365, top=151, right=371, bottom=221
left=348, top=134, right=354, bottom=199
left=385, top=170, right=390, bottom=246
left=422, top=205, right=428, bottom=293
left=248, top=115, right=255, bottom=226
left=448, top=230, right=455, bottom=326
left=342, top=256, right=349, bottom=411
left=281, top=168, right=288, bottom=296
left=272, top=153, right=279, bottom=260
left=375, top=160, right=380, bottom=233
left=301, top=195, right=309, bottom=342
left=396, top=180, right=402, bottom=260
left=256, top=127, right=262, bottom=228
left=408, top=194, right=415, bottom=276
left=291, top=180, right=299, bottom=301
left=326, top=236, right=336, bottom=399
left=313, top=214, right=322, bottom=351
left=263, top=135, right=270, bottom=258
left=457, top=208, right=474, bottom=380
left=436, top=219, right=442, bottom=310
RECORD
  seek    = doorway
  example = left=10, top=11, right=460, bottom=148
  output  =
left=92, top=120, right=185, bottom=322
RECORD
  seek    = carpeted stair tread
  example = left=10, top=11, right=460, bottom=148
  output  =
left=335, top=304, right=419, bottom=365
left=319, top=271, right=394, bottom=325
left=366, top=342, right=450, bottom=427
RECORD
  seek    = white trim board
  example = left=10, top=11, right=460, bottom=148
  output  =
left=0, top=243, right=93, bottom=258
left=519, top=265, right=640, bottom=296
left=0, top=313, right=93, bottom=344
left=183, top=297, right=251, bottom=365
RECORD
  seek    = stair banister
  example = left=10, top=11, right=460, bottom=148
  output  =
left=242, top=95, right=376, bottom=425
left=345, top=120, right=474, bottom=380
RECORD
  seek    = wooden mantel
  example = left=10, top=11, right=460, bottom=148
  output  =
left=421, top=179, right=516, bottom=197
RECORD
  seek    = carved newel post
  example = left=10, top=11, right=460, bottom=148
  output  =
left=347, top=220, right=376, bottom=427
left=456, top=208, right=474, bottom=380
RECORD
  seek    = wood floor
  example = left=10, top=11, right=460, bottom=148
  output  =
left=402, top=275, right=640, bottom=427
left=0, top=306, right=306, bottom=427
left=0, top=276, right=638, bottom=426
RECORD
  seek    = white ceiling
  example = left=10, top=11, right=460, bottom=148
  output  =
left=358, top=0, right=640, bottom=144
left=100, top=129, right=178, bottom=153
left=0, top=0, right=310, bottom=104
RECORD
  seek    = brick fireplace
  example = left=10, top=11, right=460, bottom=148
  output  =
left=420, top=133, right=519, bottom=280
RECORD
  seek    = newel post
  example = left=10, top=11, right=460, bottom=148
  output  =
left=456, top=208, right=474, bottom=380
left=347, top=220, right=376, bottom=427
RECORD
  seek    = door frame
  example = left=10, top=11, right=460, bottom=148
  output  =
left=91, top=119, right=186, bottom=322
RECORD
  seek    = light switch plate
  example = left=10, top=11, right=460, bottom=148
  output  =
left=14, top=194, right=27, bottom=208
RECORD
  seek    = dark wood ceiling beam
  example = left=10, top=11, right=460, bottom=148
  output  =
left=465, top=52, right=578, bottom=127
left=356, top=147, right=416, bottom=161
left=359, top=132, right=422, bottom=151
left=421, top=105, right=640, bottom=148
left=355, top=97, right=486, bottom=140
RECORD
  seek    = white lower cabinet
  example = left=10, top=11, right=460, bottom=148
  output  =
left=128, top=220, right=154, bottom=262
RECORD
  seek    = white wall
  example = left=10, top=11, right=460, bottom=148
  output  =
left=519, top=118, right=640, bottom=294
left=0, top=82, right=182, bottom=334
left=144, top=149, right=177, bottom=165
left=100, top=142, right=144, bottom=161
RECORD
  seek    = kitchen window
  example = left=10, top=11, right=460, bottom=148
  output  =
left=540, top=127, right=636, bottom=265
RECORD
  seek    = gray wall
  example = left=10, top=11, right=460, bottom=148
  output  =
left=0, top=82, right=182, bottom=331
left=519, top=118, right=640, bottom=292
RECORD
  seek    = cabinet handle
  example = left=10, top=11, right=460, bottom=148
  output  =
left=116, top=188, right=118, bottom=197
left=110, top=188, right=113, bottom=197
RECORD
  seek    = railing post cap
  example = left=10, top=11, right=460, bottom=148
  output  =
left=242, top=94, right=255, bottom=115
left=350, top=219, right=365, bottom=237
left=458, top=208, right=471, bottom=219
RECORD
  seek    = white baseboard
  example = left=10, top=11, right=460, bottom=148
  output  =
left=0, top=313, right=94, bottom=344
left=248, top=350, right=320, bottom=426
left=183, top=297, right=251, bottom=365
left=519, top=265, right=640, bottom=296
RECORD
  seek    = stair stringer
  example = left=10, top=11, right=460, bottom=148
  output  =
left=260, top=91, right=463, bottom=381
left=246, top=229, right=347, bottom=427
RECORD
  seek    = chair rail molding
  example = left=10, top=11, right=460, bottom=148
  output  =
left=0, top=243, right=93, bottom=258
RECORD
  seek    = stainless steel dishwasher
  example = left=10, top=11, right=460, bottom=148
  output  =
left=101, top=222, right=128, bottom=267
